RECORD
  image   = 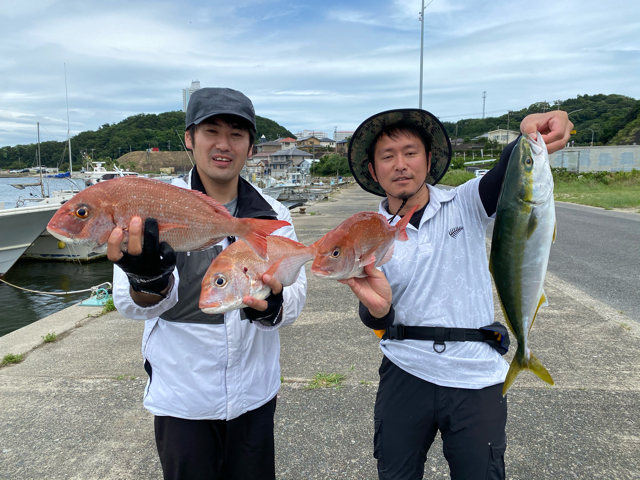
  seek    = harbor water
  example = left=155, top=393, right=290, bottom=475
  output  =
left=0, top=176, right=112, bottom=337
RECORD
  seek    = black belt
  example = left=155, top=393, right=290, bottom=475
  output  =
left=382, top=322, right=510, bottom=355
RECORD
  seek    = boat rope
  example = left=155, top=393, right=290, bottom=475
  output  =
left=0, top=278, right=112, bottom=297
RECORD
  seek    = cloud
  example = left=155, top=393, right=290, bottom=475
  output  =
left=0, top=0, right=638, bottom=146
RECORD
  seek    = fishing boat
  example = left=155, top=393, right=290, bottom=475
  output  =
left=0, top=190, right=78, bottom=276
left=83, top=162, right=138, bottom=186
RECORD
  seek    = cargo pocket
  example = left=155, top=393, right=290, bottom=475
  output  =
left=486, top=440, right=506, bottom=480
left=373, top=419, right=383, bottom=462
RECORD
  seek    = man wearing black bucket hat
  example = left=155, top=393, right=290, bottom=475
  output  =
left=342, top=108, right=571, bottom=480
left=108, top=88, right=307, bottom=480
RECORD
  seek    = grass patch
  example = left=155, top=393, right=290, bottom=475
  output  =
left=306, top=372, right=346, bottom=390
left=1, top=353, right=24, bottom=366
left=440, top=169, right=475, bottom=187
left=102, top=297, right=116, bottom=314
left=309, top=211, right=316, bottom=216
left=552, top=168, right=640, bottom=209
left=42, top=332, right=57, bottom=343
left=114, top=375, right=137, bottom=380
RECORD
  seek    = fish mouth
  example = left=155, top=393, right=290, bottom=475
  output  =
left=200, top=302, right=223, bottom=314
left=47, top=225, right=74, bottom=243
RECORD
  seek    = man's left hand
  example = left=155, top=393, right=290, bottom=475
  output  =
left=243, top=274, right=283, bottom=311
left=520, top=111, right=573, bottom=154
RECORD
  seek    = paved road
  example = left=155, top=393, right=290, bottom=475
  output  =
left=549, top=202, right=640, bottom=323
left=482, top=199, right=640, bottom=323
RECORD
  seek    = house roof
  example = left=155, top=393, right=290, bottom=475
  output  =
left=319, top=137, right=334, bottom=142
left=277, top=137, right=297, bottom=143
left=270, top=147, right=313, bottom=158
left=336, top=139, right=349, bottom=144
left=258, top=141, right=282, bottom=146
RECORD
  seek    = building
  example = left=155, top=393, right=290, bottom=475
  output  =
left=318, top=138, right=335, bottom=149
left=269, top=147, right=313, bottom=179
left=334, top=131, right=354, bottom=142
left=182, top=80, right=201, bottom=112
left=277, top=137, right=298, bottom=149
left=336, top=138, right=350, bottom=155
left=254, top=141, right=283, bottom=154
left=487, top=129, right=520, bottom=145
left=295, top=130, right=328, bottom=140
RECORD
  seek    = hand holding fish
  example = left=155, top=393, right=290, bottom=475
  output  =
left=520, top=110, right=573, bottom=154
left=339, top=263, right=392, bottom=319
left=242, top=274, right=283, bottom=312
left=108, top=216, right=177, bottom=306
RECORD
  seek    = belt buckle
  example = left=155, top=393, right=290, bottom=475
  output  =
left=386, top=325, right=404, bottom=340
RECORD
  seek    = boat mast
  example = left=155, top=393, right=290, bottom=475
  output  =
left=37, top=122, right=44, bottom=197
left=64, top=63, right=72, bottom=176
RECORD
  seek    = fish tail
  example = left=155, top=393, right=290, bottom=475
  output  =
left=502, top=348, right=554, bottom=396
left=239, top=219, right=290, bottom=259
left=528, top=350, right=555, bottom=387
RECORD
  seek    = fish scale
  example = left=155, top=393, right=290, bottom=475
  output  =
left=199, top=235, right=315, bottom=313
left=489, top=132, right=556, bottom=396
left=46, top=176, right=289, bottom=259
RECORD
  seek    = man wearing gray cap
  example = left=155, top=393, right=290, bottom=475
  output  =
left=107, top=88, right=307, bottom=479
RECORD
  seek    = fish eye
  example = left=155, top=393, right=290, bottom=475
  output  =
left=525, top=158, right=533, bottom=165
left=213, top=274, right=227, bottom=288
left=75, top=206, right=89, bottom=219
left=330, top=247, right=341, bottom=258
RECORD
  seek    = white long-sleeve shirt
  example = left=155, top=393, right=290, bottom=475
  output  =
left=113, top=173, right=306, bottom=420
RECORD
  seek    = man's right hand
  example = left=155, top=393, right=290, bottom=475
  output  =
left=108, top=217, right=176, bottom=305
left=339, top=263, right=392, bottom=319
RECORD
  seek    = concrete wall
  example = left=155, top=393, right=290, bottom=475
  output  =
left=549, top=145, right=640, bottom=173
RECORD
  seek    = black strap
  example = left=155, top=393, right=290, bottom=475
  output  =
left=382, top=322, right=510, bottom=355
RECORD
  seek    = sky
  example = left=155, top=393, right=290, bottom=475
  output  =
left=1, top=0, right=639, bottom=146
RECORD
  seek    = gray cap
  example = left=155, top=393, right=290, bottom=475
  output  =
left=185, top=87, right=256, bottom=132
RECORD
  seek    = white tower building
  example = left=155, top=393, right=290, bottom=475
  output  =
left=182, top=80, right=201, bottom=112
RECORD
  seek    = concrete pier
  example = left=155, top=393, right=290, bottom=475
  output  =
left=1, top=185, right=638, bottom=479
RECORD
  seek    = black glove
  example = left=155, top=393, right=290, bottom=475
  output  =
left=243, top=290, right=284, bottom=327
left=114, top=218, right=176, bottom=298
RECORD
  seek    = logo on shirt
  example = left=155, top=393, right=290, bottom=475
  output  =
left=448, top=226, right=464, bottom=238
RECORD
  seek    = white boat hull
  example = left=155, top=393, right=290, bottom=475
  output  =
left=23, top=231, right=105, bottom=262
left=0, top=204, right=60, bottom=276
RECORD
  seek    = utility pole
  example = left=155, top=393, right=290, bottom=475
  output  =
left=506, top=111, right=511, bottom=145
left=482, top=91, right=486, bottom=119
left=168, top=140, right=171, bottom=151
left=118, top=147, right=121, bottom=158
left=418, top=1, right=433, bottom=109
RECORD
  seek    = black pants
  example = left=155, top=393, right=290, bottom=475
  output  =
left=374, top=356, right=507, bottom=480
left=154, top=395, right=277, bottom=480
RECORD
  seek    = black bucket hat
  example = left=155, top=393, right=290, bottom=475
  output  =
left=348, top=108, right=452, bottom=197
left=185, top=87, right=256, bottom=133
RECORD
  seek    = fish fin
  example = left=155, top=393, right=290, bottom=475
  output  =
left=552, top=222, right=557, bottom=244
left=358, top=254, right=377, bottom=268
left=239, top=219, right=290, bottom=259
left=527, top=210, right=539, bottom=240
left=394, top=204, right=418, bottom=241
left=264, top=258, right=283, bottom=278
left=377, top=244, right=395, bottom=267
left=502, top=348, right=554, bottom=396
left=528, top=351, right=555, bottom=386
left=528, top=291, right=548, bottom=335
left=374, top=329, right=385, bottom=339
left=502, top=349, right=525, bottom=396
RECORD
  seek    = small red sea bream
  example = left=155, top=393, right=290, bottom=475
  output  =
left=199, top=235, right=315, bottom=314
left=310, top=205, right=417, bottom=280
left=46, top=176, right=289, bottom=259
